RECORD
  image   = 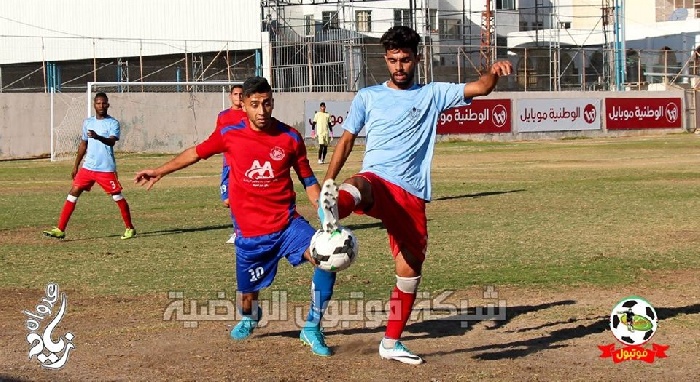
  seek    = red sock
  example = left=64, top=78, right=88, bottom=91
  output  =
left=385, top=286, right=417, bottom=340
left=337, top=189, right=356, bottom=219
left=115, top=198, right=134, bottom=229
left=57, top=199, right=77, bottom=231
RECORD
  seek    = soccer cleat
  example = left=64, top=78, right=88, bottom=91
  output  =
left=299, top=326, right=332, bottom=356
left=230, top=307, right=262, bottom=340
left=318, top=179, right=339, bottom=232
left=120, top=228, right=136, bottom=240
left=378, top=340, right=424, bottom=365
left=42, top=228, right=66, bottom=239
left=226, top=233, right=236, bottom=244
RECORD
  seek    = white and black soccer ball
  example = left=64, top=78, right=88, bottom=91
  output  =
left=310, top=227, right=358, bottom=272
left=609, top=296, right=658, bottom=346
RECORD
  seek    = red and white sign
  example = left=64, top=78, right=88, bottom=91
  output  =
left=516, top=98, right=601, bottom=132
left=605, top=98, right=682, bottom=130
left=437, top=99, right=512, bottom=134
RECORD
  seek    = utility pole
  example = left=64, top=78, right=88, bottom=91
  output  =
left=480, top=0, right=494, bottom=72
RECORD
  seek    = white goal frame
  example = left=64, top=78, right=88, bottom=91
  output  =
left=50, top=81, right=243, bottom=161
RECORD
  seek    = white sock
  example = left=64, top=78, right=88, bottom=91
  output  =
left=382, top=338, right=397, bottom=348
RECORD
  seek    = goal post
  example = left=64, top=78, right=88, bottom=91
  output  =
left=50, top=81, right=243, bottom=161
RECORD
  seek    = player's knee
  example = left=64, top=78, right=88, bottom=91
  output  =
left=112, top=193, right=124, bottom=202
left=345, top=177, right=372, bottom=205
left=396, top=275, right=421, bottom=294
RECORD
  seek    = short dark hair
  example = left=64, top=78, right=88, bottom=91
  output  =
left=242, top=76, right=272, bottom=98
left=380, top=26, right=421, bottom=55
left=230, top=84, right=243, bottom=93
left=320, top=102, right=326, bottom=107
left=94, top=92, right=108, bottom=101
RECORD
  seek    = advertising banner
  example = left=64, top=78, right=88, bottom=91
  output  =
left=437, top=99, right=512, bottom=134
left=605, top=98, right=682, bottom=130
left=516, top=98, right=601, bottom=132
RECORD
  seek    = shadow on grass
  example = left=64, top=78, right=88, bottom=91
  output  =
left=270, top=300, right=574, bottom=340
left=434, top=189, right=526, bottom=201
left=135, top=224, right=232, bottom=237
left=443, top=303, right=700, bottom=360
left=269, top=301, right=700, bottom=361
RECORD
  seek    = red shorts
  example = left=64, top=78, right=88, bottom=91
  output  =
left=73, top=168, right=123, bottom=194
left=352, top=172, right=428, bottom=262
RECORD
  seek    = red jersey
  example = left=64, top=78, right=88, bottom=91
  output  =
left=196, top=118, right=318, bottom=237
left=215, top=108, right=247, bottom=166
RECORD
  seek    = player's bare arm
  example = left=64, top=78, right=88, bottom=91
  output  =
left=324, top=130, right=357, bottom=181
left=87, top=129, right=118, bottom=146
left=463, top=61, right=513, bottom=99
left=71, top=140, right=88, bottom=179
left=306, top=183, right=321, bottom=210
left=134, top=146, right=201, bottom=190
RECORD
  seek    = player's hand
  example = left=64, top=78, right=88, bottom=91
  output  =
left=134, top=169, right=162, bottom=190
left=491, top=61, right=513, bottom=76
left=87, top=129, right=96, bottom=138
left=70, top=168, right=78, bottom=179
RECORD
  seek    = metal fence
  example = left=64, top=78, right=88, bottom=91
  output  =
left=1, top=37, right=698, bottom=93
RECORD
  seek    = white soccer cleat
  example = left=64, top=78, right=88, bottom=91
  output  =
left=379, top=340, right=424, bottom=365
left=318, top=179, right=339, bottom=232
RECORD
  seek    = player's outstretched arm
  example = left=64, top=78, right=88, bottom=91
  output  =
left=463, top=61, right=513, bottom=99
left=324, top=130, right=357, bottom=181
left=134, top=146, right=201, bottom=190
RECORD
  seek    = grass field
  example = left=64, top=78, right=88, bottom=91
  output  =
left=2, top=133, right=700, bottom=381
left=2, top=134, right=699, bottom=299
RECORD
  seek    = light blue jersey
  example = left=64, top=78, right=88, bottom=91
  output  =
left=81, top=116, right=120, bottom=172
left=342, top=81, right=469, bottom=200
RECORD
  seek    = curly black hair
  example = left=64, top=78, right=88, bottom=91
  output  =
left=380, top=26, right=421, bottom=55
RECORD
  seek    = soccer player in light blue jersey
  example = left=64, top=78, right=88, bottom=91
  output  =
left=43, top=93, right=135, bottom=240
left=317, top=26, right=513, bottom=364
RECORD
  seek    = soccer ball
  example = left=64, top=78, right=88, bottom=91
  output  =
left=310, top=227, right=358, bottom=272
left=609, top=296, right=658, bottom=346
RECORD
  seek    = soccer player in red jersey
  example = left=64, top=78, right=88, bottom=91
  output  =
left=43, top=92, right=135, bottom=240
left=134, top=77, right=337, bottom=357
left=217, top=85, right=245, bottom=244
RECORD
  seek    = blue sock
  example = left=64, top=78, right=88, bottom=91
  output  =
left=305, top=268, right=336, bottom=327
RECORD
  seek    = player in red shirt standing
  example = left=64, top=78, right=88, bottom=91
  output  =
left=217, top=84, right=245, bottom=244
left=134, top=77, right=336, bottom=357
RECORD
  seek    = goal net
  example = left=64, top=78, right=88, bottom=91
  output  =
left=50, top=81, right=243, bottom=161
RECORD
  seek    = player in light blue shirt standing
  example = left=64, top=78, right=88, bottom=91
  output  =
left=43, top=92, right=135, bottom=240
left=316, top=26, right=513, bottom=364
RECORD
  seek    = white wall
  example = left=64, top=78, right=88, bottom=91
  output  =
left=0, top=0, right=262, bottom=64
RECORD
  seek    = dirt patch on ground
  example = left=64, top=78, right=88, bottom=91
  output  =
left=1, top=270, right=698, bottom=382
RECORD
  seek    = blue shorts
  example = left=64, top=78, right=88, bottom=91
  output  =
left=235, top=216, right=315, bottom=293
left=220, top=161, right=230, bottom=202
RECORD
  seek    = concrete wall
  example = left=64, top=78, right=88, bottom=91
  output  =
left=0, top=90, right=692, bottom=161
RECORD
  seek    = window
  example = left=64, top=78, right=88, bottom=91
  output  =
left=322, top=11, right=339, bottom=30
left=674, top=0, right=692, bottom=8
left=304, top=14, right=314, bottom=36
left=356, top=10, right=371, bottom=32
left=496, top=0, right=516, bottom=10
left=427, top=9, right=438, bottom=32
left=394, top=9, right=413, bottom=28
left=439, top=19, right=461, bottom=39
